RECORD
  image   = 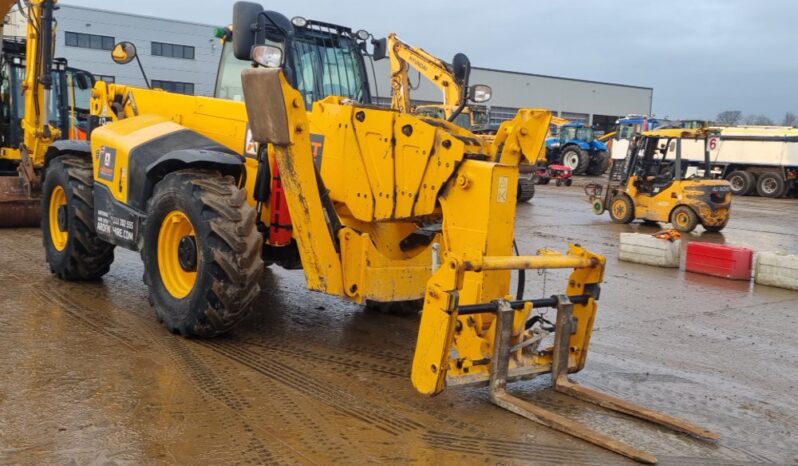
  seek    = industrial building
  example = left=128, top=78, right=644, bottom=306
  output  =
left=7, top=4, right=652, bottom=129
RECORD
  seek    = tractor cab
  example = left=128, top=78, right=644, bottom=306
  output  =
left=587, top=128, right=732, bottom=233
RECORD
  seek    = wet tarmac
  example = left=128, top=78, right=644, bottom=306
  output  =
left=1, top=180, right=797, bottom=465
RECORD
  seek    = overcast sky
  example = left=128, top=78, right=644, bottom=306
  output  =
left=64, top=0, right=796, bottom=121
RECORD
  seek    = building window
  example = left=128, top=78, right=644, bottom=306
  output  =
left=151, top=80, right=194, bottom=95
left=95, top=75, right=115, bottom=83
left=560, top=112, right=590, bottom=124
left=65, top=31, right=114, bottom=51
left=488, top=106, right=520, bottom=125
left=151, top=41, right=195, bottom=60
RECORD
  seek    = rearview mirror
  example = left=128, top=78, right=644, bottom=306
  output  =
left=233, top=2, right=293, bottom=61
left=451, top=53, right=471, bottom=85
left=371, top=38, right=387, bottom=61
left=111, top=41, right=137, bottom=65
left=469, top=84, right=492, bottom=103
left=233, top=2, right=264, bottom=60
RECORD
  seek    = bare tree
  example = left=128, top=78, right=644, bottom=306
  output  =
left=743, top=114, right=774, bottom=126
left=782, top=112, right=797, bottom=127
left=716, top=110, right=742, bottom=126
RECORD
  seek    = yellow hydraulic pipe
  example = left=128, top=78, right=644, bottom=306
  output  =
left=465, top=255, right=598, bottom=272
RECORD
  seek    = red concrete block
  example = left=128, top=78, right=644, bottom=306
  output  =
left=686, top=242, right=753, bottom=280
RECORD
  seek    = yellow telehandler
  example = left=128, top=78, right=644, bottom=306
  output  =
left=35, top=2, right=718, bottom=461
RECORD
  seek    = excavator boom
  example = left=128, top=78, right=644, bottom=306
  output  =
left=0, top=0, right=61, bottom=226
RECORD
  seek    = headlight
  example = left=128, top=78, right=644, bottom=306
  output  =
left=469, top=84, right=492, bottom=103
left=291, top=16, right=308, bottom=27
left=355, top=29, right=370, bottom=40
left=251, top=45, right=283, bottom=68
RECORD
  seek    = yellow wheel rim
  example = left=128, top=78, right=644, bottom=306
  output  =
left=49, top=185, right=68, bottom=251
left=157, top=210, right=198, bottom=299
left=612, top=199, right=627, bottom=218
left=674, top=211, right=689, bottom=228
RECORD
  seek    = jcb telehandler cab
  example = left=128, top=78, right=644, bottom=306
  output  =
left=587, top=128, right=732, bottom=232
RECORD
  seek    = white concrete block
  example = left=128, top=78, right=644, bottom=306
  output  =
left=755, top=252, right=798, bottom=291
left=619, top=233, right=681, bottom=268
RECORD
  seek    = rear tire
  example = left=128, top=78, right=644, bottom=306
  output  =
left=586, top=151, right=610, bottom=176
left=560, top=147, right=589, bottom=175
left=670, top=205, right=698, bottom=233
left=609, top=194, right=634, bottom=224
left=726, top=170, right=755, bottom=196
left=755, top=172, right=786, bottom=198
left=517, top=177, right=535, bottom=203
left=142, top=170, right=263, bottom=337
left=42, top=156, right=115, bottom=280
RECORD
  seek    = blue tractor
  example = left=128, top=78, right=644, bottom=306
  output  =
left=546, top=122, right=610, bottom=176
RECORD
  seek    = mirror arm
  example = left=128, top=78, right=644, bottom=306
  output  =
left=135, top=54, right=151, bottom=89
left=447, top=69, right=470, bottom=123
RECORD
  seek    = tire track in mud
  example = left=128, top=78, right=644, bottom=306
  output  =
left=205, top=339, right=640, bottom=465
left=41, top=285, right=313, bottom=465
left=204, top=341, right=423, bottom=436
left=39, top=280, right=760, bottom=465
left=238, top=337, right=408, bottom=378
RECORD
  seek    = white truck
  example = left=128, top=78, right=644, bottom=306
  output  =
left=612, top=125, right=798, bottom=198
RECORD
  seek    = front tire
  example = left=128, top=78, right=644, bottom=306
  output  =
left=142, top=170, right=263, bottom=337
left=609, top=194, right=634, bottom=224
left=586, top=151, right=610, bottom=176
left=670, top=205, right=699, bottom=232
left=41, top=156, right=115, bottom=280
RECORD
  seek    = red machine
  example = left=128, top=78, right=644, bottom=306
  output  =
left=532, top=164, right=573, bottom=186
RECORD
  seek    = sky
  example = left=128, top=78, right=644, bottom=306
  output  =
left=64, top=0, right=797, bottom=122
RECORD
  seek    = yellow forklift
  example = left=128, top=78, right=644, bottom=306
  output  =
left=587, top=128, right=732, bottom=233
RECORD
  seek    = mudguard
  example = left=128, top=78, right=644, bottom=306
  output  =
left=44, top=139, right=92, bottom=168
left=134, top=148, right=245, bottom=211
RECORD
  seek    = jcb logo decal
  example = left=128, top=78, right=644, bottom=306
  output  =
left=97, top=146, right=116, bottom=181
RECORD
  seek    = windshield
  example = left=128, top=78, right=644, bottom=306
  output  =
left=215, top=32, right=368, bottom=109
left=560, top=126, right=576, bottom=140
left=215, top=41, right=250, bottom=101
left=618, top=124, right=637, bottom=139
left=576, top=127, right=594, bottom=142
left=290, top=33, right=367, bottom=109
left=415, top=107, right=444, bottom=119
left=471, top=108, right=489, bottom=127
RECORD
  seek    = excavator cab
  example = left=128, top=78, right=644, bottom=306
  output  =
left=587, top=128, right=732, bottom=232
